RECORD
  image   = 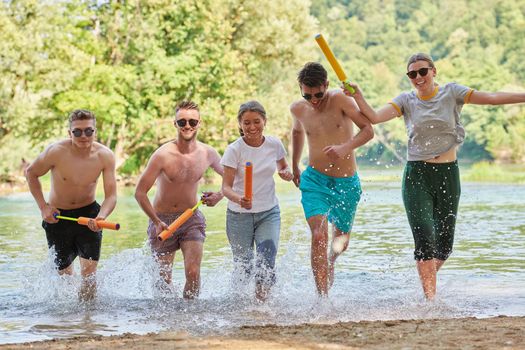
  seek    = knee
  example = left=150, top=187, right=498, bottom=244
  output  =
left=256, top=240, right=277, bottom=266
left=311, top=228, right=328, bottom=246
left=332, top=234, right=349, bottom=253
left=185, top=265, right=200, bottom=281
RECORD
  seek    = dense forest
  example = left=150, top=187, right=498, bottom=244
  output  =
left=1, top=0, right=524, bottom=178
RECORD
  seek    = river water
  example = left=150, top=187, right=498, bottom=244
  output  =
left=1, top=173, right=524, bottom=344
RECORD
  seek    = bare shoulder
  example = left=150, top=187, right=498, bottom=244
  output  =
left=199, top=142, right=221, bottom=159
left=199, top=141, right=217, bottom=152
left=92, top=142, right=115, bottom=168
left=93, top=142, right=114, bottom=157
left=331, top=89, right=357, bottom=106
left=330, top=89, right=360, bottom=116
left=290, top=99, right=307, bottom=117
left=42, top=139, right=70, bottom=159
left=150, top=142, right=174, bottom=161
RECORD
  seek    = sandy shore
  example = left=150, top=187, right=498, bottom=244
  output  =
left=2, top=316, right=524, bottom=350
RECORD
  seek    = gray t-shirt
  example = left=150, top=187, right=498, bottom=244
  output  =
left=391, top=83, right=474, bottom=161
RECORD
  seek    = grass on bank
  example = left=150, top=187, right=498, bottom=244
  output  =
left=360, top=161, right=525, bottom=183
left=461, top=161, right=525, bottom=183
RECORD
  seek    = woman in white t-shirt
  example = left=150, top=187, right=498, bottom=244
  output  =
left=221, top=100, right=293, bottom=302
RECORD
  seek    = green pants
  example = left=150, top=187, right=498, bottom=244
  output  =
left=402, top=161, right=461, bottom=261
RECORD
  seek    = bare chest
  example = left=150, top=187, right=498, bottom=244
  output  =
left=300, top=109, right=353, bottom=139
left=162, top=153, right=209, bottom=183
left=53, top=155, right=103, bottom=186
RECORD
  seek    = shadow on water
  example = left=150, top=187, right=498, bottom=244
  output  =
left=0, top=179, right=524, bottom=344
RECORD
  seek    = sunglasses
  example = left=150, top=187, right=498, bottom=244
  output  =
left=406, top=67, right=433, bottom=79
left=176, top=119, right=199, bottom=128
left=71, top=128, right=95, bottom=137
left=302, top=91, right=325, bottom=101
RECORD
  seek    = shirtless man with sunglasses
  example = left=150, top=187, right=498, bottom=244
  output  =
left=290, top=62, right=374, bottom=296
left=135, top=100, right=223, bottom=299
left=25, top=109, right=117, bottom=301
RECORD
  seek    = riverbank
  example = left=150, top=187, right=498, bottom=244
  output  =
left=3, top=162, right=524, bottom=197
left=2, top=316, right=523, bottom=349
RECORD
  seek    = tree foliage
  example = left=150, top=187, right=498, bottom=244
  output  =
left=1, top=0, right=524, bottom=177
left=312, top=0, right=525, bottom=163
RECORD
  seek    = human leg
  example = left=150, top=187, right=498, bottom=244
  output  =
left=328, top=227, right=350, bottom=289
left=253, top=206, right=280, bottom=301
left=155, top=251, right=176, bottom=285
left=306, top=215, right=330, bottom=296
left=327, top=173, right=361, bottom=287
left=75, top=212, right=102, bottom=300
left=180, top=240, right=203, bottom=299
left=226, top=209, right=255, bottom=284
left=58, top=265, right=74, bottom=275
left=43, top=220, right=77, bottom=274
left=79, top=258, right=98, bottom=301
left=148, top=211, right=205, bottom=289
left=433, top=161, right=461, bottom=263
left=402, top=162, right=439, bottom=299
left=416, top=162, right=461, bottom=298
left=435, top=259, right=445, bottom=271
left=416, top=259, right=437, bottom=299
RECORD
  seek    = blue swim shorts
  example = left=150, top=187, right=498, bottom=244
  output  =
left=299, top=166, right=362, bottom=233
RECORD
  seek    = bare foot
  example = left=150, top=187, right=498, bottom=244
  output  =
left=424, top=291, right=436, bottom=301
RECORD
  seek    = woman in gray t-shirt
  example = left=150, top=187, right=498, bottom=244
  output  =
left=344, top=53, right=525, bottom=300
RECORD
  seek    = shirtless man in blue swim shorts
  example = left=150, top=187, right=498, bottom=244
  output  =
left=290, top=62, right=374, bottom=296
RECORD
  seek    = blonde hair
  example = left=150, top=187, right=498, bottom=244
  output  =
left=175, top=100, right=199, bottom=115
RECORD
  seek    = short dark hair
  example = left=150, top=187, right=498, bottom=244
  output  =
left=175, top=100, right=199, bottom=115
left=297, top=62, right=328, bottom=87
left=68, top=109, right=96, bottom=128
left=237, top=100, right=266, bottom=136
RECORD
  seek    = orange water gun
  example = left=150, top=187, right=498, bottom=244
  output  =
left=244, top=162, right=253, bottom=201
left=157, top=201, right=203, bottom=241
left=54, top=214, right=120, bottom=230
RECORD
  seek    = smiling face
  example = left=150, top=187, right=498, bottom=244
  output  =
left=407, top=60, right=436, bottom=95
left=239, top=110, right=266, bottom=144
left=175, top=108, right=200, bottom=142
left=300, top=82, right=329, bottom=109
left=68, top=119, right=96, bottom=149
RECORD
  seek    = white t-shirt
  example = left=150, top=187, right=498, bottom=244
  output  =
left=221, top=135, right=287, bottom=213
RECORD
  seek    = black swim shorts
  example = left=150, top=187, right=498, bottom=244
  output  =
left=42, top=201, right=103, bottom=270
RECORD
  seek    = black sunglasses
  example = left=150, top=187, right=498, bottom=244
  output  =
left=71, top=128, right=95, bottom=137
left=176, top=119, right=199, bottom=128
left=406, top=67, right=433, bottom=79
left=302, top=91, right=325, bottom=101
